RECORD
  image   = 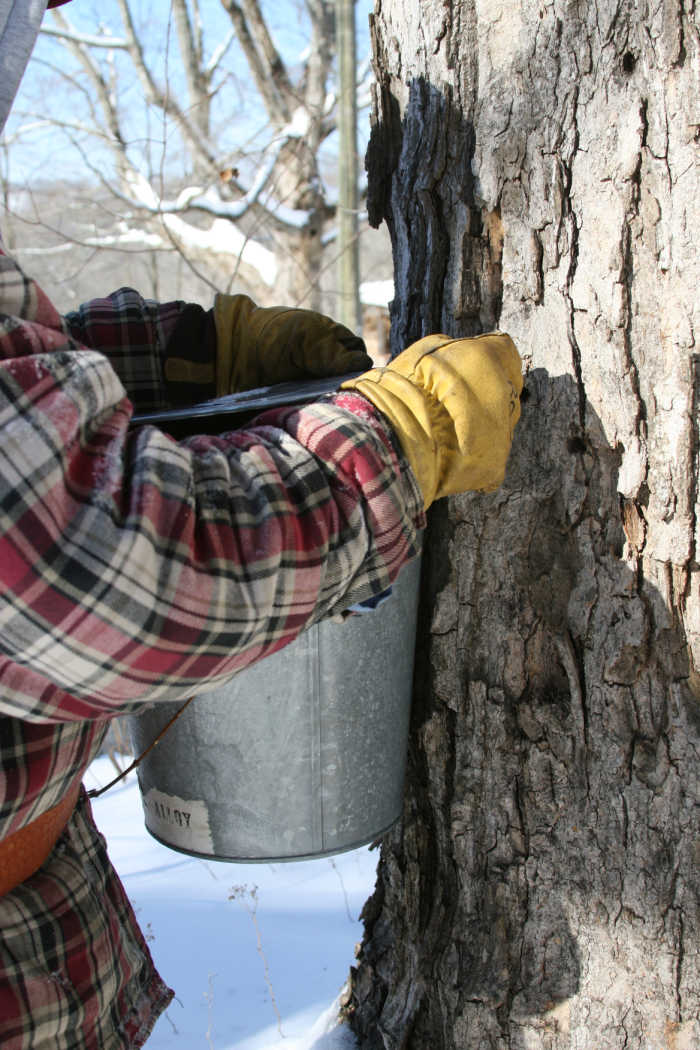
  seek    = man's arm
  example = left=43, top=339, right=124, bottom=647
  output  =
left=0, top=256, right=423, bottom=724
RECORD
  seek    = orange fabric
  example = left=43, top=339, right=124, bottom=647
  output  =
left=0, top=781, right=81, bottom=895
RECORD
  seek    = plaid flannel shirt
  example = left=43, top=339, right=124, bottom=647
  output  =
left=0, top=249, right=424, bottom=1049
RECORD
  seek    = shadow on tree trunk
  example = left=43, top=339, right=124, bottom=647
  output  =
left=347, top=363, right=698, bottom=1048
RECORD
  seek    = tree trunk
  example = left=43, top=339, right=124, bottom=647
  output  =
left=269, top=140, right=328, bottom=310
left=348, top=1, right=700, bottom=1048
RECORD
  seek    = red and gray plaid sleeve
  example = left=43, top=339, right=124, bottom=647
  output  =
left=0, top=251, right=424, bottom=725
left=63, top=289, right=218, bottom=411
left=0, top=248, right=424, bottom=1049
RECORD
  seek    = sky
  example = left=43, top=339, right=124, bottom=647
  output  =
left=3, top=0, right=377, bottom=187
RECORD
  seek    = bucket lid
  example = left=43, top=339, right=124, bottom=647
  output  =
left=131, top=373, right=362, bottom=436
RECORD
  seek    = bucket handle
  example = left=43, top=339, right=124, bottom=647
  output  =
left=87, top=695, right=196, bottom=799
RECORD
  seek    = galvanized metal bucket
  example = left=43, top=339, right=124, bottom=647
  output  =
left=128, top=552, right=421, bottom=863
left=128, top=377, right=421, bottom=863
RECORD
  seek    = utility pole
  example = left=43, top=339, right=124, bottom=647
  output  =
left=336, top=0, right=361, bottom=333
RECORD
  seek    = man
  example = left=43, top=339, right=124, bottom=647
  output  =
left=0, top=2, right=523, bottom=1047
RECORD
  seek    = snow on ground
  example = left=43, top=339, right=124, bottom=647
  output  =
left=86, top=756, right=378, bottom=1050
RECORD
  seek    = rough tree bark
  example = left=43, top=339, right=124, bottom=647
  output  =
left=347, top=1, right=699, bottom=1048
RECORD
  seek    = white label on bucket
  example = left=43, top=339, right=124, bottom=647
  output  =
left=142, top=787, right=214, bottom=854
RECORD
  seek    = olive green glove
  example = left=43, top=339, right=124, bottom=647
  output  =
left=214, top=293, right=373, bottom=396
left=341, top=332, right=523, bottom=509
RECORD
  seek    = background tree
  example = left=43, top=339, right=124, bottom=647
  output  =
left=4, top=0, right=378, bottom=312
left=347, top=1, right=699, bottom=1047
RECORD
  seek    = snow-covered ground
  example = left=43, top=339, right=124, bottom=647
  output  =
left=86, top=756, right=378, bottom=1050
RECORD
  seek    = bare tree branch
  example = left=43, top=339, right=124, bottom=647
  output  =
left=303, top=0, right=334, bottom=147
left=241, top=0, right=296, bottom=112
left=191, top=0, right=204, bottom=61
left=48, top=11, right=128, bottom=163
left=219, top=0, right=294, bottom=126
left=40, top=25, right=129, bottom=49
left=12, top=0, right=375, bottom=307
left=205, top=29, right=237, bottom=75
left=114, top=0, right=220, bottom=176
left=171, top=0, right=210, bottom=137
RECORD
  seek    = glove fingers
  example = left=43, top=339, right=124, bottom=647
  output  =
left=251, top=308, right=372, bottom=380
left=332, top=327, right=372, bottom=357
left=296, top=343, right=373, bottom=377
left=341, top=331, right=523, bottom=508
left=215, top=294, right=372, bottom=392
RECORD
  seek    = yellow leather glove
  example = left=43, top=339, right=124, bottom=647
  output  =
left=341, top=332, right=523, bottom=509
left=214, top=293, right=373, bottom=395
